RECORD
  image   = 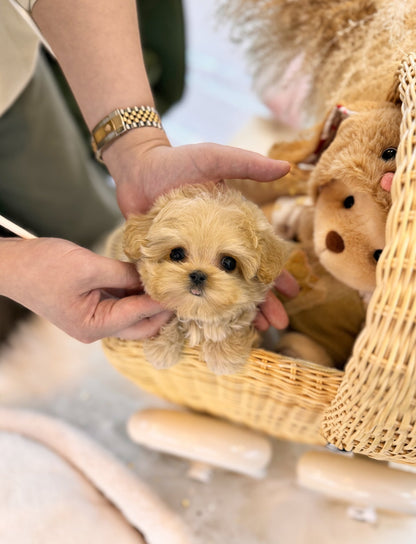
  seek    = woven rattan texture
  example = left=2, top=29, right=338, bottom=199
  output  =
left=321, top=54, right=416, bottom=462
left=102, top=55, right=416, bottom=456
left=102, top=339, right=342, bottom=446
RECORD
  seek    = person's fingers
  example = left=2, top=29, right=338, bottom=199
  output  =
left=274, top=269, right=299, bottom=298
left=86, top=293, right=170, bottom=341
left=253, top=310, right=270, bottom=331
left=187, top=143, right=290, bottom=183
left=114, top=310, right=172, bottom=340
left=258, top=291, right=289, bottom=330
left=83, top=256, right=143, bottom=291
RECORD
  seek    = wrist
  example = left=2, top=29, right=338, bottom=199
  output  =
left=91, top=106, right=165, bottom=162
left=0, top=238, right=29, bottom=298
left=101, top=124, right=172, bottom=216
left=102, top=123, right=171, bottom=165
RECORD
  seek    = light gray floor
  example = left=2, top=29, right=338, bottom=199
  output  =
left=3, top=314, right=416, bottom=544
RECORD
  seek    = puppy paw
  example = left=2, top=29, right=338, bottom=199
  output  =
left=142, top=319, right=185, bottom=369
left=143, top=337, right=182, bottom=369
left=143, top=318, right=184, bottom=369
left=202, top=340, right=251, bottom=375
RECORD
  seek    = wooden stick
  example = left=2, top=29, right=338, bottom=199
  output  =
left=0, top=214, right=37, bottom=240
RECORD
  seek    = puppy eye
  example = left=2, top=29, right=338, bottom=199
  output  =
left=381, top=147, right=397, bottom=161
left=343, top=195, right=355, bottom=209
left=170, top=247, right=186, bottom=262
left=220, top=256, right=237, bottom=272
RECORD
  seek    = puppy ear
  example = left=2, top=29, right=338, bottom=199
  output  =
left=256, top=228, right=287, bottom=285
left=123, top=214, right=153, bottom=261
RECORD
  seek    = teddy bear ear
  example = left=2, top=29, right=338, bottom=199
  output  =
left=268, top=127, right=324, bottom=166
left=123, top=214, right=154, bottom=262
left=306, top=105, right=355, bottom=164
left=225, top=122, right=325, bottom=206
left=268, top=104, right=354, bottom=169
left=385, top=72, right=402, bottom=106
left=233, top=106, right=353, bottom=207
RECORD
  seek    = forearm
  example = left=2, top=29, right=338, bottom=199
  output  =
left=0, top=236, right=172, bottom=342
left=0, top=238, right=43, bottom=312
left=31, top=0, right=170, bottom=193
left=32, top=0, right=154, bottom=130
left=31, top=0, right=291, bottom=220
left=0, top=238, right=26, bottom=297
left=0, top=237, right=59, bottom=308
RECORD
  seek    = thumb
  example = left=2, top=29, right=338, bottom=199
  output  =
left=189, top=143, right=290, bottom=182
left=88, top=257, right=143, bottom=291
left=90, top=294, right=171, bottom=340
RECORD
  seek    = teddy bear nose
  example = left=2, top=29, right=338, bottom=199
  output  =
left=189, top=270, right=207, bottom=285
left=325, top=230, right=345, bottom=253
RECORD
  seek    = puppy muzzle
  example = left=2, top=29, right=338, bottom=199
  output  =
left=189, top=270, right=207, bottom=296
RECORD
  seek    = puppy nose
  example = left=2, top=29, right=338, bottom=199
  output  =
left=189, top=270, right=207, bottom=285
left=325, top=231, right=345, bottom=253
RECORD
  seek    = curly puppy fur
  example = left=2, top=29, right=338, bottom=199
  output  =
left=122, top=184, right=286, bottom=375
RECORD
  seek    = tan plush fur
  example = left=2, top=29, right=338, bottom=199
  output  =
left=122, top=183, right=285, bottom=375
left=306, top=101, right=400, bottom=293
left=268, top=100, right=401, bottom=366
left=220, top=1, right=408, bottom=366
left=219, top=0, right=413, bottom=125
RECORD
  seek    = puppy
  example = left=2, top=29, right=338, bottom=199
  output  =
left=122, top=183, right=285, bottom=375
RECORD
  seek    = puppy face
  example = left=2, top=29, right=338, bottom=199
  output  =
left=123, top=184, right=284, bottom=322
left=310, top=102, right=401, bottom=292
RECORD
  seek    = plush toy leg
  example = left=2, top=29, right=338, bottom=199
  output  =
left=276, top=331, right=333, bottom=367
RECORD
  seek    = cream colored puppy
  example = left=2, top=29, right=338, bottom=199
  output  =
left=123, top=183, right=285, bottom=375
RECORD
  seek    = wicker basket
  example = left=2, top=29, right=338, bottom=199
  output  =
left=102, top=54, right=416, bottom=459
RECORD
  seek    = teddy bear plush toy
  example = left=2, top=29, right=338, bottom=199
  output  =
left=274, top=100, right=401, bottom=368
left=230, top=99, right=402, bottom=368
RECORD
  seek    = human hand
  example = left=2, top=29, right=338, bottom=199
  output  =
left=254, top=270, right=299, bottom=331
left=0, top=238, right=172, bottom=343
left=102, top=128, right=291, bottom=216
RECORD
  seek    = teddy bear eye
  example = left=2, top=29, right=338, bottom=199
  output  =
left=220, top=256, right=237, bottom=272
left=170, top=247, right=186, bottom=262
left=381, top=147, right=397, bottom=161
left=343, top=195, right=355, bottom=209
left=373, top=249, right=383, bottom=262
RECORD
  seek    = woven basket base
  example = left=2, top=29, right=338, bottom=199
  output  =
left=102, top=338, right=343, bottom=446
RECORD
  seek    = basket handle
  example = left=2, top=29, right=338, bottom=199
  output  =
left=321, top=53, right=416, bottom=461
